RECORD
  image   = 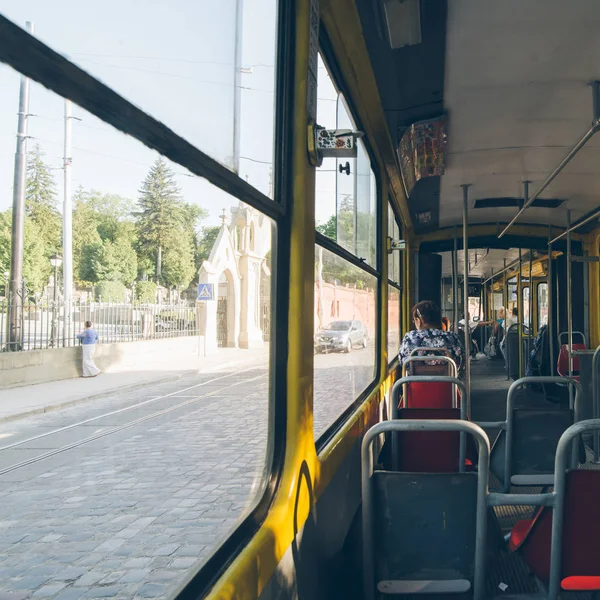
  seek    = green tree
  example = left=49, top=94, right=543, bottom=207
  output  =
left=136, top=158, right=186, bottom=280
left=316, top=216, right=337, bottom=239
left=0, top=210, right=51, bottom=296
left=26, top=144, right=61, bottom=256
left=196, top=226, right=220, bottom=265
left=135, top=158, right=207, bottom=288
left=92, top=237, right=138, bottom=285
left=72, top=187, right=137, bottom=287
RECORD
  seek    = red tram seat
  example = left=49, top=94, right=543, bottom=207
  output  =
left=557, top=343, right=586, bottom=381
left=404, top=381, right=460, bottom=409
left=400, top=362, right=461, bottom=409
left=395, top=408, right=476, bottom=472
left=508, top=470, right=600, bottom=590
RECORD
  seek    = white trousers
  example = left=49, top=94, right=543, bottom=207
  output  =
left=82, top=344, right=101, bottom=377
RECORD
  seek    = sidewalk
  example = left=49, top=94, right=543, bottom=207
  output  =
left=0, top=346, right=269, bottom=423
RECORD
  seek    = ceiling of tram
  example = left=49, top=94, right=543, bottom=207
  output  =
left=440, top=0, right=600, bottom=231
left=439, top=248, right=520, bottom=279
left=356, top=0, right=600, bottom=235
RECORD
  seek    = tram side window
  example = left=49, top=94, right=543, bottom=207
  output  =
left=388, top=203, right=401, bottom=363
left=0, top=40, right=277, bottom=596
left=313, top=52, right=379, bottom=441
left=315, top=55, right=377, bottom=267
left=538, top=283, right=549, bottom=327
left=314, top=246, right=377, bottom=438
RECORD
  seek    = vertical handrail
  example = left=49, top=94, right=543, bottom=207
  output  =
left=517, top=248, right=524, bottom=378
left=462, top=185, right=471, bottom=401
left=566, top=210, right=574, bottom=409
left=361, top=419, right=490, bottom=600
left=593, top=346, right=600, bottom=462
left=548, top=226, right=555, bottom=375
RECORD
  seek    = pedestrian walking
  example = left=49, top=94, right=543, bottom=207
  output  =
left=77, top=321, right=101, bottom=377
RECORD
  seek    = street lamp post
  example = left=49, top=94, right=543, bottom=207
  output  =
left=49, top=254, right=62, bottom=347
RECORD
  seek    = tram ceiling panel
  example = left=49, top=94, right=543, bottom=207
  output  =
left=439, top=0, right=600, bottom=231
left=355, top=0, right=448, bottom=233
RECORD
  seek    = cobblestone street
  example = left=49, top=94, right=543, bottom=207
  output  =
left=0, top=346, right=375, bottom=599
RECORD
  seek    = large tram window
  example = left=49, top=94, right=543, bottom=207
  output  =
left=388, top=204, right=401, bottom=285
left=388, top=287, right=401, bottom=363
left=0, top=68, right=275, bottom=598
left=538, top=282, right=549, bottom=327
left=1, top=0, right=279, bottom=198
left=315, top=54, right=377, bottom=267
left=387, top=203, right=401, bottom=364
left=314, top=245, right=377, bottom=439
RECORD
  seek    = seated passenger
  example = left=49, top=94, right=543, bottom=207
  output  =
left=399, top=301, right=464, bottom=373
left=441, top=316, right=451, bottom=331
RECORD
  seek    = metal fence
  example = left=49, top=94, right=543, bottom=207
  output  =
left=0, top=295, right=198, bottom=352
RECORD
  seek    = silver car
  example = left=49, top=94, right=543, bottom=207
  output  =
left=314, top=320, right=368, bottom=353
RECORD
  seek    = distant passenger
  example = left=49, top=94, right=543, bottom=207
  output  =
left=441, top=316, right=451, bottom=331
left=77, top=321, right=101, bottom=378
left=399, top=301, right=464, bottom=373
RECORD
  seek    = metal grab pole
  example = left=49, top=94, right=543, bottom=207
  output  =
left=529, top=249, right=533, bottom=348
left=452, top=226, right=458, bottom=332
left=518, top=248, right=523, bottom=378
left=566, top=210, right=574, bottom=408
left=548, top=227, right=555, bottom=375
left=462, top=185, right=471, bottom=402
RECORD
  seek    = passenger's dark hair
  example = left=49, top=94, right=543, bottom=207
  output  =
left=85, top=321, right=92, bottom=328
left=412, top=300, right=442, bottom=329
left=512, top=307, right=518, bottom=316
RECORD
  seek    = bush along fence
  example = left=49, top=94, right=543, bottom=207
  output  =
left=0, top=294, right=198, bottom=352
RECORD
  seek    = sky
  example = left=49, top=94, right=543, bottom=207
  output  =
left=0, top=2, right=365, bottom=235
left=0, top=1, right=279, bottom=228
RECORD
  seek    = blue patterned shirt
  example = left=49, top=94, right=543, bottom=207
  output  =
left=399, top=328, right=464, bottom=373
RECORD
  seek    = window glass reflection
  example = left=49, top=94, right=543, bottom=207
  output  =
left=2, top=0, right=278, bottom=197
left=314, top=245, right=377, bottom=438
left=388, top=286, right=400, bottom=363
left=0, top=67, right=273, bottom=598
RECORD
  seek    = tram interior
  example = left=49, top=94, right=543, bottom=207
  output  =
left=2, top=1, right=600, bottom=600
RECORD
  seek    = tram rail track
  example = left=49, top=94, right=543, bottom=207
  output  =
left=0, top=368, right=267, bottom=476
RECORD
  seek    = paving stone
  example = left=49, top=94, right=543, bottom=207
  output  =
left=118, top=570, right=150, bottom=584
left=31, top=582, right=68, bottom=597
left=81, top=586, right=121, bottom=598
left=10, top=577, right=51, bottom=590
left=53, top=588, right=85, bottom=600
left=134, top=584, right=165, bottom=598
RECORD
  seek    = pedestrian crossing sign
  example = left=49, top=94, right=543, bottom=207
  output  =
left=197, top=283, right=214, bottom=301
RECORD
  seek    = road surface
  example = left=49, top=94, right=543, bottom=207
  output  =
left=0, top=344, right=375, bottom=599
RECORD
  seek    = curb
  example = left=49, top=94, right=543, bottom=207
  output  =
left=0, top=370, right=197, bottom=425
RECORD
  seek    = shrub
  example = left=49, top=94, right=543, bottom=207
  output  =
left=135, top=280, right=157, bottom=303
left=95, top=280, right=127, bottom=302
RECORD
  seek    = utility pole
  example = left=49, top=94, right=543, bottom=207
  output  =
left=63, top=99, right=73, bottom=345
left=8, top=21, right=34, bottom=351
left=232, top=0, right=243, bottom=174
